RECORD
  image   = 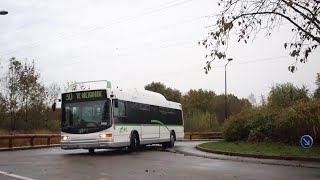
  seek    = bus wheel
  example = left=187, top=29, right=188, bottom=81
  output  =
left=88, top=148, right=95, bottom=154
left=129, top=132, right=139, bottom=151
left=162, top=133, right=175, bottom=149
left=167, top=132, right=175, bottom=148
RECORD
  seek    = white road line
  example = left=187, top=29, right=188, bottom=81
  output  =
left=0, top=170, right=36, bottom=180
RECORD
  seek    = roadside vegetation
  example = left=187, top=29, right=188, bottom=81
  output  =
left=223, top=82, right=320, bottom=145
left=198, top=141, right=320, bottom=159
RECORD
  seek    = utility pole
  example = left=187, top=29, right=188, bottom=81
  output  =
left=225, top=58, right=233, bottom=120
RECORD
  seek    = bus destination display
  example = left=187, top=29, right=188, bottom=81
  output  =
left=62, top=90, right=107, bottom=102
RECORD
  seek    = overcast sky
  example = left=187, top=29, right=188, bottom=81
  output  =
left=1, top=0, right=319, bottom=102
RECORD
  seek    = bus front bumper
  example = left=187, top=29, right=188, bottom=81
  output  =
left=60, top=139, right=129, bottom=149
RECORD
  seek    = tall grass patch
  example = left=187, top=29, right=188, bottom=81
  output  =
left=276, top=100, right=320, bottom=144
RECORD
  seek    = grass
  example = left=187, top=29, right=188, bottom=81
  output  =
left=198, top=141, right=320, bottom=159
left=0, top=129, right=60, bottom=148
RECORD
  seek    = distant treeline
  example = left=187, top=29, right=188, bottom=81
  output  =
left=145, top=82, right=252, bottom=132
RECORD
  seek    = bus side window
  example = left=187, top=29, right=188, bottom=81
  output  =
left=176, top=109, right=183, bottom=125
left=114, top=101, right=127, bottom=117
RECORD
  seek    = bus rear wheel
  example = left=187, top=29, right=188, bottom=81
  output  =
left=162, top=133, right=175, bottom=149
left=129, top=132, right=140, bottom=151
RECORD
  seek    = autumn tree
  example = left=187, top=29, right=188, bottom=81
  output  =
left=200, top=0, right=320, bottom=73
left=181, top=89, right=216, bottom=115
left=268, top=83, right=309, bottom=109
left=19, top=60, right=46, bottom=126
left=1, top=57, right=47, bottom=130
left=182, top=89, right=251, bottom=124
left=144, top=82, right=182, bottom=103
left=212, top=94, right=252, bottom=123
left=3, top=58, right=22, bottom=130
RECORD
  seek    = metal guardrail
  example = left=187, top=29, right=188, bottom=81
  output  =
left=0, top=134, right=61, bottom=148
left=184, top=132, right=223, bottom=140
left=0, top=132, right=222, bottom=148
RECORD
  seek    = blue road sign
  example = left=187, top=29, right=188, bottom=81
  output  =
left=300, top=135, right=313, bottom=149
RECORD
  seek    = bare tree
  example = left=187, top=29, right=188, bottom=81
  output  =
left=200, top=0, right=320, bottom=73
left=65, top=81, right=87, bottom=92
left=248, top=93, right=257, bottom=106
left=46, top=83, right=61, bottom=106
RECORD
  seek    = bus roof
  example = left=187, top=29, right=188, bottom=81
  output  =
left=112, top=88, right=181, bottom=110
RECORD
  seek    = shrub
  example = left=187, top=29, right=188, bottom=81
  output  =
left=275, top=99, right=320, bottom=144
left=223, top=108, right=278, bottom=142
left=246, top=108, right=277, bottom=142
left=222, top=110, right=251, bottom=141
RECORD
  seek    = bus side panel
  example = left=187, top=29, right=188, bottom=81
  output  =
left=113, top=125, right=142, bottom=146
left=170, top=126, right=184, bottom=140
left=159, top=125, right=170, bottom=140
left=159, top=125, right=184, bottom=141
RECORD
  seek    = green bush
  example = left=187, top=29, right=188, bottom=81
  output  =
left=223, top=108, right=277, bottom=142
left=275, top=100, right=320, bottom=144
left=246, top=109, right=277, bottom=142
left=222, top=110, right=251, bottom=141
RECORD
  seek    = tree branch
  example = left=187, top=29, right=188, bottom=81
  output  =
left=281, top=0, right=320, bottom=30
left=230, top=11, right=320, bottom=44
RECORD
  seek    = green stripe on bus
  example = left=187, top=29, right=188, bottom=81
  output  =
left=150, top=120, right=164, bottom=126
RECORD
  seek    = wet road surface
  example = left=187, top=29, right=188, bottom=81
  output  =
left=0, top=142, right=319, bottom=180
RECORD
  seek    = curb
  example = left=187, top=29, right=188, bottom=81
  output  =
left=179, top=139, right=223, bottom=142
left=195, top=145, right=320, bottom=163
left=168, top=142, right=320, bottom=169
left=0, top=144, right=60, bottom=151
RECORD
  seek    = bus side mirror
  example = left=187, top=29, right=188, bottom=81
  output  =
left=52, top=102, right=56, bottom=112
left=114, top=99, right=119, bottom=108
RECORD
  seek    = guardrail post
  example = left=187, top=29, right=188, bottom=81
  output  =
left=30, top=137, right=34, bottom=146
left=47, top=137, right=51, bottom=145
left=9, top=137, right=13, bottom=148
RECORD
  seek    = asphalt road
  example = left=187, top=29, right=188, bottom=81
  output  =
left=0, top=142, right=319, bottom=180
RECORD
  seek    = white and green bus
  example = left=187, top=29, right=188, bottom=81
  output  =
left=58, top=80, right=184, bottom=153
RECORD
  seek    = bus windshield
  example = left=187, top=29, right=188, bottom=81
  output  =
left=61, top=100, right=111, bottom=134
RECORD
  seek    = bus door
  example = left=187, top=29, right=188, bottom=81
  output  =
left=141, top=105, right=160, bottom=139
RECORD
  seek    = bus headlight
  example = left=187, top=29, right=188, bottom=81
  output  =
left=61, top=136, right=69, bottom=141
left=99, top=134, right=112, bottom=139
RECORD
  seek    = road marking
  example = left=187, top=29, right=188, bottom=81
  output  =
left=0, top=170, right=36, bottom=180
